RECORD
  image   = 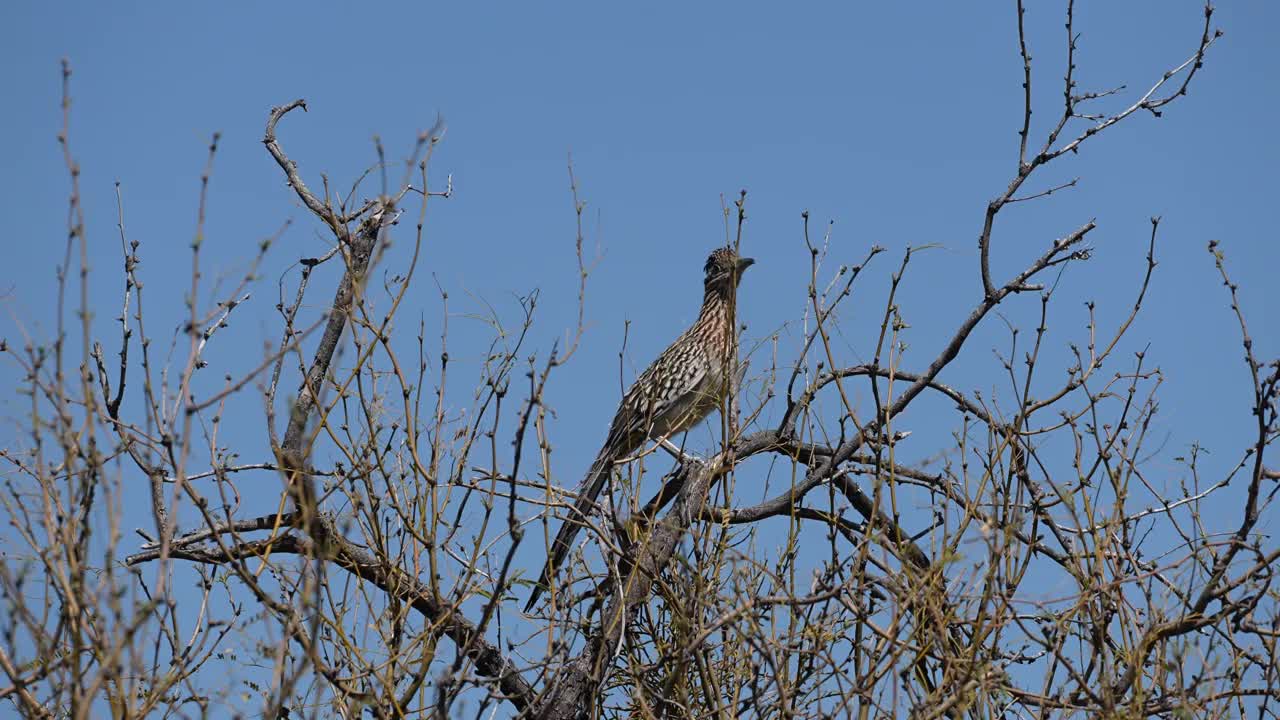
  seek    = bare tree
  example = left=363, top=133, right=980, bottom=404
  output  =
left=2, top=3, right=1276, bottom=719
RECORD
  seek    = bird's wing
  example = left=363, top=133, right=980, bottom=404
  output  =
left=525, top=344, right=711, bottom=612
left=607, top=343, right=711, bottom=451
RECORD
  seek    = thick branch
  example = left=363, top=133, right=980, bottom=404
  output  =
left=126, top=532, right=535, bottom=709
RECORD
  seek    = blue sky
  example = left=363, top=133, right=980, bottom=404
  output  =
left=2, top=0, right=1277, bottom=714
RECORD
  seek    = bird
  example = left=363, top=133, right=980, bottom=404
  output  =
left=525, top=246, right=754, bottom=612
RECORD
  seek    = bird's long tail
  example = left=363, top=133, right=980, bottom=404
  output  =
left=525, top=447, right=616, bottom=612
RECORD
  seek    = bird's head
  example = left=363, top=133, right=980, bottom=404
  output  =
left=703, top=247, right=755, bottom=291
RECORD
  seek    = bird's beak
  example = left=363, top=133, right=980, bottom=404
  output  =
left=736, top=257, right=756, bottom=272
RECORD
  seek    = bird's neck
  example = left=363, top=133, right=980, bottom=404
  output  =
left=698, top=281, right=737, bottom=331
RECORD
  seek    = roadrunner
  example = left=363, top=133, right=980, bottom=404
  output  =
left=525, top=246, right=754, bottom=612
